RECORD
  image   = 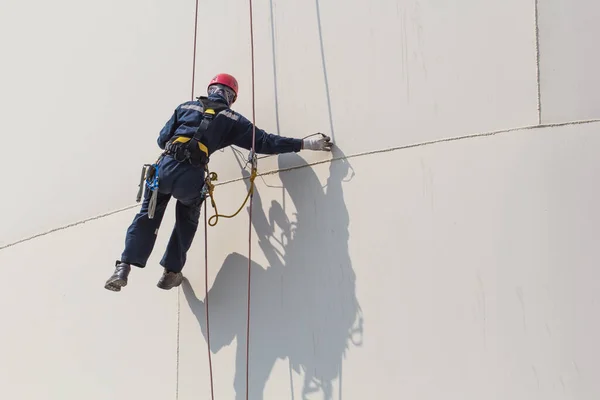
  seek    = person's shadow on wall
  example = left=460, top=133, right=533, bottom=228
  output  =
left=183, top=148, right=363, bottom=399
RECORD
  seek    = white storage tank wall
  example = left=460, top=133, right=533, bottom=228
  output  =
left=0, top=0, right=599, bottom=399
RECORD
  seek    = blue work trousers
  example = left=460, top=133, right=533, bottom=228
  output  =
left=120, top=155, right=206, bottom=272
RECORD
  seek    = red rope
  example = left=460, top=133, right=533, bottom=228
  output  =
left=245, top=0, right=257, bottom=398
left=190, top=0, right=199, bottom=101
left=190, top=0, right=256, bottom=397
left=189, top=0, right=216, bottom=398
left=204, top=201, right=215, bottom=400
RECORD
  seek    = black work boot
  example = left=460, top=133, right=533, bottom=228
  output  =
left=104, top=261, right=131, bottom=292
left=156, top=268, right=183, bottom=290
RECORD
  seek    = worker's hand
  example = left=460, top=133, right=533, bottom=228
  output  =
left=303, top=134, right=333, bottom=151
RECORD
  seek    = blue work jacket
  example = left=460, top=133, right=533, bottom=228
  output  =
left=157, top=94, right=303, bottom=156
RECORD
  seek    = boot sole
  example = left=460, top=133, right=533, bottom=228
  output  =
left=105, top=278, right=128, bottom=292
left=157, top=276, right=183, bottom=290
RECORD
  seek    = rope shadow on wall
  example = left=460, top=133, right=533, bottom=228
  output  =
left=183, top=148, right=363, bottom=399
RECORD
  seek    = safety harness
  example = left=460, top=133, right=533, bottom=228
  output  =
left=137, top=97, right=229, bottom=218
left=164, top=97, right=229, bottom=166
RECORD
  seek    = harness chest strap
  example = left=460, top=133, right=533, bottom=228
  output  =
left=170, top=108, right=215, bottom=158
left=163, top=105, right=223, bottom=166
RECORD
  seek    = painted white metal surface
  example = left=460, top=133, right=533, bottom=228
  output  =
left=0, top=0, right=598, bottom=399
left=538, top=0, right=600, bottom=123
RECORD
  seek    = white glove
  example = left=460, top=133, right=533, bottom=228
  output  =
left=303, top=134, right=333, bottom=151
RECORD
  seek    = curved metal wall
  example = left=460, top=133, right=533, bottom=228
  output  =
left=1, top=0, right=599, bottom=399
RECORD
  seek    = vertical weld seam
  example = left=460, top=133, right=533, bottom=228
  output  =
left=534, top=0, right=542, bottom=124
left=315, top=0, right=335, bottom=141
left=176, top=288, right=181, bottom=400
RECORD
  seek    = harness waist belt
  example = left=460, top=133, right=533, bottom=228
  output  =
left=164, top=136, right=209, bottom=166
left=171, top=136, right=209, bottom=155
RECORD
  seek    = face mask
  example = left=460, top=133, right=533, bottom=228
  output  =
left=208, top=84, right=236, bottom=105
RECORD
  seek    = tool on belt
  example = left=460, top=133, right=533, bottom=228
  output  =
left=136, top=159, right=161, bottom=219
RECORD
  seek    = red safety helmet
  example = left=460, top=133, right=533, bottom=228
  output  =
left=207, top=73, right=238, bottom=102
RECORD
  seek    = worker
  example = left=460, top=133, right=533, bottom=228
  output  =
left=104, top=73, right=333, bottom=292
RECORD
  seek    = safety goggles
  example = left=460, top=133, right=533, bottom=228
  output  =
left=208, top=84, right=236, bottom=105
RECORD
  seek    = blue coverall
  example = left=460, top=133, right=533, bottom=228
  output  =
left=120, top=93, right=303, bottom=273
